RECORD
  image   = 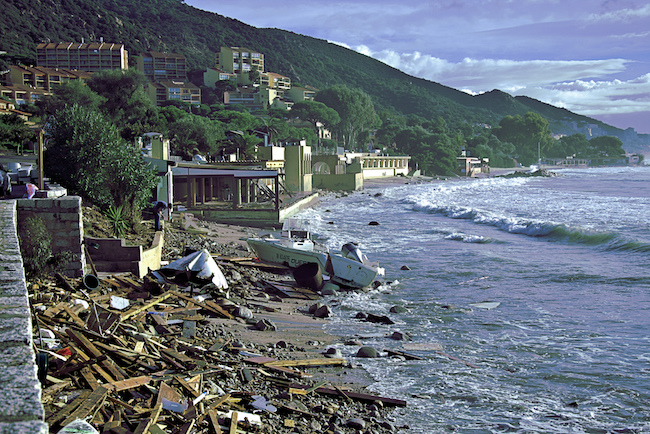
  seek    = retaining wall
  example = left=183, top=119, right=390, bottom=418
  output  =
left=0, top=199, right=49, bottom=433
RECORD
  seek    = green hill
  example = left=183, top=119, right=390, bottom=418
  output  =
left=2, top=0, right=648, bottom=152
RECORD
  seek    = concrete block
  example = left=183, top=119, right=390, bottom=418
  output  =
left=58, top=195, right=81, bottom=206
left=0, top=282, right=27, bottom=298
left=0, top=254, right=22, bottom=264
left=0, top=421, right=49, bottom=434
left=0, top=295, right=29, bottom=310
left=0, top=261, right=25, bottom=277
left=0, top=370, right=44, bottom=420
left=0, top=316, right=32, bottom=346
left=0, top=343, right=35, bottom=367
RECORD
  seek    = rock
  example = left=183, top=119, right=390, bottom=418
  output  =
left=346, top=418, right=366, bottom=429
left=320, top=282, right=340, bottom=295
left=389, top=331, right=412, bottom=341
left=355, top=312, right=368, bottom=320
left=308, top=303, right=322, bottom=314
left=314, top=305, right=333, bottom=318
left=400, top=265, right=411, bottom=270
left=368, top=221, right=380, bottom=226
left=323, top=347, right=343, bottom=358
left=275, top=340, right=288, bottom=348
left=254, top=319, right=277, bottom=331
left=229, top=270, right=243, bottom=281
left=389, top=305, right=408, bottom=314
left=365, top=313, right=394, bottom=325
left=234, top=306, right=254, bottom=320
left=355, top=347, right=378, bottom=358
left=344, top=338, right=362, bottom=346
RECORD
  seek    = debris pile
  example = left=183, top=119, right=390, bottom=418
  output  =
left=31, top=255, right=406, bottom=434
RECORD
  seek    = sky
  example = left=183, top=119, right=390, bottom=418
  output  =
left=186, top=0, right=650, bottom=134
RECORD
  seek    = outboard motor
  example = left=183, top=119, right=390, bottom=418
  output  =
left=341, top=243, right=364, bottom=263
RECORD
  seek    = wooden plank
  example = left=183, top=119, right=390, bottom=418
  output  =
left=172, top=291, right=233, bottom=319
left=105, top=375, right=151, bottom=392
left=66, top=329, right=125, bottom=381
left=133, top=403, right=163, bottom=434
left=79, top=366, right=100, bottom=391
left=121, top=292, right=174, bottom=321
left=384, top=349, right=424, bottom=361
left=63, top=305, right=86, bottom=327
left=288, top=382, right=407, bottom=407
left=61, top=386, right=109, bottom=426
left=229, top=411, right=238, bottom=434
left=174, top=375, right=201, bottom=398
left=266, top=358, right=346, bottom=367
left=207, top=409, right=222, bottom=434
left=45, top=389, right=92, bottom=425
left=156, top=381, right=182, bottom=406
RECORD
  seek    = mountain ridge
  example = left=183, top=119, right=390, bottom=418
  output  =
left=2, top=0, right=648, bottom=152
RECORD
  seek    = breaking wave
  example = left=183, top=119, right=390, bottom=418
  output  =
left=412, top=202, right=650, bottom=254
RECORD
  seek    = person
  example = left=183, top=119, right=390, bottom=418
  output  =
left=24, top=183, right=38, bottom=199
left=153, top=200, right=168, bottom=231
left=0, top=164, right=7, bottom=197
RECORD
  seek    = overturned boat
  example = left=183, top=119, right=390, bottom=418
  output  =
left=152, top=249, right=228, bottom=289
left=247, top=219, right=382, bottom=289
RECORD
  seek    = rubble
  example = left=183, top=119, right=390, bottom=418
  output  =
left=30, top=253, right=407, bottom=433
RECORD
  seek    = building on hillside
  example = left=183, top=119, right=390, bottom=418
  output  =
left=259, top=72, right=291, bottom=90
left=457, top=154, right=489, bottom=177
left=203, top=68, right=237, bottom=88
left=136, top=51, right=187, bottom=82
left=2, top=65, right=91, bottom=92
left=147, top=80, right=201, bottom=106
left=0, top=84, right=48, bottom=105
left=36, top=42, right=128, bottom=72
left=217, top=47, right=265, bottom=76
left=287, top=86, right=317, bottom=102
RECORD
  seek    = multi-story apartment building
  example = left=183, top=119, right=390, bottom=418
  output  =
left=0, top=84, right=48, bottom=105
left=259, top=72, right=291, bottom=90
left=136, top=51, right=187, bottom=82
left=2, top=65, right=91, bottom=92
left=147, top=80, right=201, bottom=106
left=217, top=47, right=264, bottom=75
left=203, top=68, right=237, bottom=88
left=36, top=42, right=128, bottom=72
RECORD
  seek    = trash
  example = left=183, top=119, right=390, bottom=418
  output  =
left=57, top=419, right=99, bottom=434
left=32, top=254, right=405, bottom=433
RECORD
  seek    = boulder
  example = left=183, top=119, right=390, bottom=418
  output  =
left=314, top=305, right=333, bottom=318
left=355, top=347, right=379, bottom=358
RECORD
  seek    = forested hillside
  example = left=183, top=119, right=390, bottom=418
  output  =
left=2, top=0, right=649, bottom=153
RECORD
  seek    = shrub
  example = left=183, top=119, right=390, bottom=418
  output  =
left=19, top=217, right=74, bottom=279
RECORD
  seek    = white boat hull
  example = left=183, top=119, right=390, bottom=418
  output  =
left=247, top=238, right=328, bottom=269
left=326, top=254, right=379, bottom=289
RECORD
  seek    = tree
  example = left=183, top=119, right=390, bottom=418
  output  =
left=87, top=69, right=162, bottom=140
left=587, top=136, right=625, bottom=158
left=495, top=112, right=553, bottom=166
left=44, top=105, right=157, bottom=225
left=168, top=115, right=223, bottom=159
left=393, top=126, right=456, bottom=175
left=315, top=86, right=380, bottom=149
left=36, top=80, right=106, bottom=118
left=0, top=113, right=35, bottom=150
left=290, top=100, right=340, bottom=145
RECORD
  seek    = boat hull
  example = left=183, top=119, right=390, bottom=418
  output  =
left=326, top=254, right=379, bottom=289
left=247, top=238, right=328, bottom=269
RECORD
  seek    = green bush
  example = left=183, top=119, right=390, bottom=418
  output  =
left=19, top=217, right=74, bottom=279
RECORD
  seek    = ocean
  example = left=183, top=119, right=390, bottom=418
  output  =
left=297, top=166, right=650, bottom=433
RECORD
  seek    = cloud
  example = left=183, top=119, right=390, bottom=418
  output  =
left=349, top=45, right=650, bottom=127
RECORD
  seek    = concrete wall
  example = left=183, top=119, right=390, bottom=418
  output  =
left=0, top=200, right=49, bottom=433
left=17, top=196, right=86, bottom=278
left=85, top=231, right=164, bottom=278
left=313, top=173, right=363, bottom=191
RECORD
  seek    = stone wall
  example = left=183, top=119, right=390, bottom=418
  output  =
left=17, top=196, right=86, bottom=278
left=0, top=200, right=48, bottom=433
